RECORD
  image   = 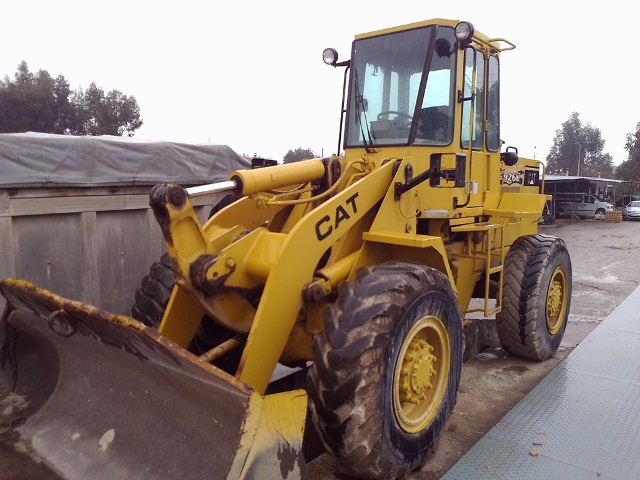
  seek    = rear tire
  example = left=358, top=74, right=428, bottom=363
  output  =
left=307, top=261, right=463, bottom=479
left=497, top=234, right=572, bottom=361
left=131, top=252, right=242, bottom=373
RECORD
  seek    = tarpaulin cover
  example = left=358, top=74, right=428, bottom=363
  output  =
left=0, top=132, right=251, bottom=188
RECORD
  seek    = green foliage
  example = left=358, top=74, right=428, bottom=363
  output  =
left=615, top=122, right=640, bottom=184
left=283, top=147, right=316, bottom=164
left=545, top=112, right=614, bottom=178
left=0, top=61, right=142, bottom=137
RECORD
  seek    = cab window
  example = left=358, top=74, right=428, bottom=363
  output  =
left=461, top=47, right=486, bottom=150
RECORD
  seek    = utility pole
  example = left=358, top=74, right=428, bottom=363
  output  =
left=577, top=143, right=582, bottom=177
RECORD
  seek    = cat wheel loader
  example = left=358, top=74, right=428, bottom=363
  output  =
left=0, top=18, right=571, bottom=480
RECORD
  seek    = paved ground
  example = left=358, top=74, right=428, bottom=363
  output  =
left=307, top=217, right=640, bottom=479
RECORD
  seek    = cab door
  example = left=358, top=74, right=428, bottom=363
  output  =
left=580, top=195, right=597, bottom=216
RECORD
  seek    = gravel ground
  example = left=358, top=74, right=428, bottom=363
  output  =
left=308, top=217, right=640, bottom=479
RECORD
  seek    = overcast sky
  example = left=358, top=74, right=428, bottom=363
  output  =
left=4, top=1, right=637, bottom=166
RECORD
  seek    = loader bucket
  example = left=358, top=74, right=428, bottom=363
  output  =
left=0, top=278, right=307, bottom=480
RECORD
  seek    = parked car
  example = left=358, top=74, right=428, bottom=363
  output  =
left=615, top=195, right=639, bottom=208
left=623, top=200, right=640, bottom=220
left=554, top=193, right=614, bottom=219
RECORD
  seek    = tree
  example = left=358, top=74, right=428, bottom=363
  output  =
left=615, top=122, right=640, bottom=183
left=283, top=147, right=316, bottom=164
left=0, top=61, right=54, bottom=133
left=0, top=61, right=142, bottom=137
left=545, top=112, right=614, bottom=178
left=72, top=83, right=142, bottom=136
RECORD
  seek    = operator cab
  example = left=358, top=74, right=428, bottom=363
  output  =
left=325, top=20, right=509, bottom=156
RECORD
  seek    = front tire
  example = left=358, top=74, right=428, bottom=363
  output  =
left=131, top=253, right=174, bottom=327
left=497, top=234, right=572, bottom=361
left=131, top=253, right=242, bottom=373
left=308, top=261, right=463, bottom=479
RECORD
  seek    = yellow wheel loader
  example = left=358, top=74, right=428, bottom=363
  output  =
left=0, top=18, right=571, bottom=479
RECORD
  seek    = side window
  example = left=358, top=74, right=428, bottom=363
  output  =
left=461, top=47, right=486, bottom=150
left=461, top=49, right=474, bottom=148
left=486, top=55, right=500, bottom=151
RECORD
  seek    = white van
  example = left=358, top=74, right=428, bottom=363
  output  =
left=555, top=193, right=614, bottom=219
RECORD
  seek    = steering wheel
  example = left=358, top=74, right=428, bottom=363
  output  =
left=377, top=111, right=413, bottom=122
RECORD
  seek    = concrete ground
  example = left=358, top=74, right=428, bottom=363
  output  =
left=307, top=217, right=640, bottom=479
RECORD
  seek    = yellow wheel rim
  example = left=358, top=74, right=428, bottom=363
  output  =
left=393, top=316, right=450, bottom=434
left=546, top=265, right=568, bottom=334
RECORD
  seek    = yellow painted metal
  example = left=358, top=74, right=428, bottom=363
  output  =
left=303, top=251, right=360, bottom=303
left=363, top=231, right=442, bottom=248
left=245, top=232, right=287, bottom=281
left=227, top=390, right=308, bottom=479
left=360, top=232, right=456, bottom=289
left=237, top=159, right=397, bottom=393
left=231, top=159, right=326, bottom=196
left=393, top=316, right=450, bottom=434
left=158, top=285, right=205, bottom=347
left=204, top=291, right=256, bottom=333
left=281, top=322, right=315, bottom=364
left=355, top=18, right=460, bottom=40
left=199, top=335, right=244, bottom=363
left=546, top=265, right=569, bottom=334
left=484, top=192, right=549, bottom=219
left=354, top=18, right=511, bottom=53
left=352, top=238, right=455, bottom=296
left=451, top=222, right=507, bottom=317
left=144, top=19, right=552, bottom=392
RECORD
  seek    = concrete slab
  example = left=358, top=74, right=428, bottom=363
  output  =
left=443, top=284, right=640, bottom=479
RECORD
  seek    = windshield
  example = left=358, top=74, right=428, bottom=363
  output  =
left=345, top=25, right=457, bottom=148
left=628, top=201, right=640, bottom=208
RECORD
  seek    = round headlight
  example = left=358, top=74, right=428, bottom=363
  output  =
left=454, top=21, right=475, bottom=48
left=323, top=48, right=338, bottom=66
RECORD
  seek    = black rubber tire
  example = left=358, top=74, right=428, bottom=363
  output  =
left=131, top=253, right=174, bottom=327
left=307, top=261, right=463, bottom=479
left=497, top=234, right=572, bottom=361
left=131, top=252, right=242, bottom=373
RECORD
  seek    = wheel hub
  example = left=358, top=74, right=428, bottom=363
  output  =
left=393, top=315, right=450, bottom=433
left=399, top=338, right=436, bottom=404
left=548, top=281, right=562, bottom=318
left=546, top=266, right=567, bottom=334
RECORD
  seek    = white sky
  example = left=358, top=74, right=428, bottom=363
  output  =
left=4, top=1, right=638, bottom=165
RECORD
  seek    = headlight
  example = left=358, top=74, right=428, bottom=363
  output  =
left=455, top=21, right=475, bottom=48
left=322, top=48, right=339, bottom=66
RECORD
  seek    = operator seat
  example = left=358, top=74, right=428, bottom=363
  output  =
left=417, top=107, right=451, bottom=144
